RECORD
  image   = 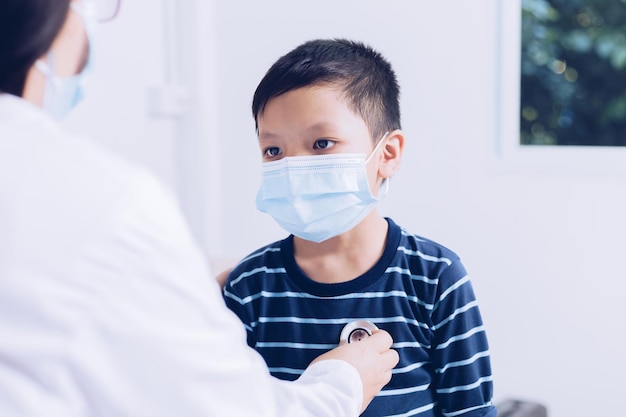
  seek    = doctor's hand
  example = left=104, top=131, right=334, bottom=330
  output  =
left=311, top=330, right=398, bottom=413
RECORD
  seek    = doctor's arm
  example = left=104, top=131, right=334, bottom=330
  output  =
left=71, top=174, right=395, bottom=417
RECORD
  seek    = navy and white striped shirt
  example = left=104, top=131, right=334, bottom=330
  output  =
left=224, top=218, right=497, bottom=417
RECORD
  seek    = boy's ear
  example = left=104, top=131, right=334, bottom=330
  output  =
left=378, top=129, right=404, bottom=179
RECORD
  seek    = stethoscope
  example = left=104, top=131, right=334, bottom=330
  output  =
left=339, top=320, right=378, bottom=344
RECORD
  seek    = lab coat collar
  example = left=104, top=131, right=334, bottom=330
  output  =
left=0, top=92, right=57, bottom=127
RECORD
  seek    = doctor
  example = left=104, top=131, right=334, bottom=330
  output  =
left=0, top=1, right=399, bottom=416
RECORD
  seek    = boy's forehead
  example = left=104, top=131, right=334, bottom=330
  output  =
left=256, top=84, right=374, bottom=142
left=259, top=85, right=359, bottom=123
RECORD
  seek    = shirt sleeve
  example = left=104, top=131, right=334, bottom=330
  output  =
left=429, top=260, right=497, bottom=416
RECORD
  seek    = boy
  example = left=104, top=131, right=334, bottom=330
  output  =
left=223, top=39, right=497, bottom=417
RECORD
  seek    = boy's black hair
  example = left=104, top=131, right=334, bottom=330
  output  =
left=0, top=0, right=71, bottom=96
left=252, top=38, right=401, bottom=141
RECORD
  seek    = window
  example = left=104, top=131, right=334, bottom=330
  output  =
left=496, top=0, right=626, bottom=175
left=521, top=0, right=626, bottom=147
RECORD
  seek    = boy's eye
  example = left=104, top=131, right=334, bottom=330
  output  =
left=313, top=139, right=336, bottom=150
left=263, top=147, right=282, bottom=158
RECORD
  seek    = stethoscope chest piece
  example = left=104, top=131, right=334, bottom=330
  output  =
left=339, top=320, right=378, bottom=344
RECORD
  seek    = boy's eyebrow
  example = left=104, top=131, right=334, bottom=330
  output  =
left=257, top=132, right=281, bottom=141
left=258, top=122, right=338, bottom=139
left=258, top=123, right=343, bottom=141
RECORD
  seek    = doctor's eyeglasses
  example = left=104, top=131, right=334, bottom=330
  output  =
left=81, top=0, right=120, bottom=22
left=96, top=0, right=121, bottom=22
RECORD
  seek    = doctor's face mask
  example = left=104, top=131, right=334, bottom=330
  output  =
left=256, top=132, right=390, bottom=243
left=35, top=1, right=97, bottom=120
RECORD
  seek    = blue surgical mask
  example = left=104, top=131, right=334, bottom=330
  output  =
left=35, top=2, right=95, bottom=120
left=256, top=133, right=390, bottom=243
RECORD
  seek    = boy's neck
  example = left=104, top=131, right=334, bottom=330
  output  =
left=293, top=212, right=389, bottom=284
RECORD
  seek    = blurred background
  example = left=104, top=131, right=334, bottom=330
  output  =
left=62, top=0, right=626, bottom=415
left=521, top=0, right=626, bottom=146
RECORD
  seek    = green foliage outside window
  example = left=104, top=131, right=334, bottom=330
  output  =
left=521, top=0, right=626, bottom=146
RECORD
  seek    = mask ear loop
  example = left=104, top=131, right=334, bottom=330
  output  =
left=35, top=53, right=56, bottom=78
left=365, top=131, right=390, bottom=164
left=34, top=59, right=50, bottom=76
left=374, top=176, right=390, bottom=200
left=34, top=53, right=63, bottom=96
left=365, top=131, right=391, bottom=199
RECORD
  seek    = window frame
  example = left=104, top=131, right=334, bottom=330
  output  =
left=495, top=0, right=626, bottom=176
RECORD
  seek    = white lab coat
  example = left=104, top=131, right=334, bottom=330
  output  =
left=0, top=93, right=362, bottom=417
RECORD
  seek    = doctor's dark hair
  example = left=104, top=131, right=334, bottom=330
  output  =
left=0, top=0, right=71, bottom=96
left=252, top=39, right=401, bottom=142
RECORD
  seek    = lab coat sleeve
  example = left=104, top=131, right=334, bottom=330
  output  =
left=62, top=170, right=363, bottom=417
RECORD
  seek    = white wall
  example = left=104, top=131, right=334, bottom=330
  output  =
left=66, top=1, right=626, bottom=416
